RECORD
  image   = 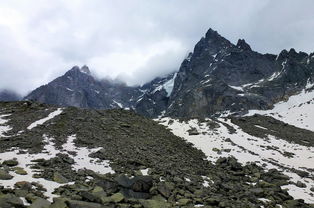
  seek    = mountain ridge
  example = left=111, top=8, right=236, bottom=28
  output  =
left=20, top=28, right=314, bottom=119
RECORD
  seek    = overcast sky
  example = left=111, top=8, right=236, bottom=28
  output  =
left=1, top=0, right=314, bottom=95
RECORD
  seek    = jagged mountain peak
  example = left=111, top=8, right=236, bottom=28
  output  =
left=277, top=48, right=309, bottom=62
left=205, top=28, right=220, bottom=39
left=67, top=65, right=92, bottom=76
left=80, top=65, right=91, bottom=74
left=204, top=28, right=232, bottom=46
left=236, top=39, right=252, bottom=51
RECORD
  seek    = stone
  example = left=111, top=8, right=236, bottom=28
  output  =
left=15, top=181, right=32, bottom=190
left=14, top=167, right=28, bottom=175
left=49, top=198, right=69, bottom=208
left=139, top=199, right=171, bottom=208
left=0, top=169, right=13, bottom=180
left=66, top=200, right=104, bottom=208
left=110, top=192, right=124, bottom=203
left=29, top=198, right=51, bottom=208
left=131, top=176, right=153, bottom=192
left=296, top=181, right=306, bottom=188
left=178, top=198, right=191, bottom=206
left=157, top=182, right=174, bottom=198
left=2, top=159, right=18, bottom=167
left=53, top=172, right=69, bottom=184
left=0, top=194, right=24, bottom=207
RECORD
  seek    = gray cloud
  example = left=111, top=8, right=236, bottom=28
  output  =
left=1, top=0, right=314, bottom=95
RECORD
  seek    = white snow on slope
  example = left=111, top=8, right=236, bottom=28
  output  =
left=229, top=85, right=244, bottom=91
left=151, top=73, right=177, bottom=97
left=112, top=100, right=123, bottom=108
left=27, top=108, right=63, bottom=130
left=62, top=135, right=113, bottom=174
left=0, top=135, right=71, bottom=201
left=0, top=114, right=11, bottom=137
left=0, top=134, right=113, bottom=201
left=157, top=118, right=314, bottom=204
left=268, top=71, right=281, bottom=81
left=163, top=73, right=177, bottom=96
left=247, top=85, right=314, bottom=131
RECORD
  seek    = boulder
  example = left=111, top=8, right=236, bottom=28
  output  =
left=110, top=193, right=124, bottom=203
left=53, top=172, right=69, bottom=184
left=0, top=169, right=13, bottom=180
left=0, top=194, right=24, bottom=208
left=2, top=159, right=18, bottom=167
left=14, top=167, right=28, bottom=175
left=66, top=200, right=104, bottom=208
left=29, top=198, right=51, bottom=208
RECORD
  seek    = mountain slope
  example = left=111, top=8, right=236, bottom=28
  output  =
left=0, top=101, right=313, bottom=207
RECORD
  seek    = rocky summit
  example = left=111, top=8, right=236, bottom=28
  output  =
left=166, top=29, right=314, bottom=118
left=0, top=101, right=313, bottom=207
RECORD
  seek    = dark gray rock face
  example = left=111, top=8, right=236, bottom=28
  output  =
left=0, top=90, right=21, bottom=101
left=166, top=28, right=314, bottom=118
left=24, top=65, right=176, bottom=118
left=24, top=66, right=143, bottom=110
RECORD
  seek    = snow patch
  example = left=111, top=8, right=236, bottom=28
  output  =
left=62, top=135, right=113, bottom=174
left=163, top=73, right=177, bottom=96
left=27, top=108, right=63, bottom=130
left=268, top=71, right=281, bottom=81
left=112, top=100, right=123, bottom=108
left=229, top=85, right=244, bottom=91
left=140, top=168, right=149, bottom=176
left=0, top=114, right=12, bottom=137
left=247, top=87, right=314, bottom=131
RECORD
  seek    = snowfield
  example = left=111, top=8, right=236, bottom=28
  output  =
left=157, top=117, right=314, bottom=204
left=248, top=85, right=314, bottom=132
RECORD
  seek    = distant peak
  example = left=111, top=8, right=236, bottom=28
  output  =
left=67, top=65, right=92, bottom=76
left=71, top=65, right=80, bottom=71
left=236, top=39, right=252, bottom=51
left=203, top=28, right=232, bottom=47
left=80, top=65, right=91, bottom=74
left=205, top=28, right=219, bottom=38
left=204, top=28, right=228, bottom=42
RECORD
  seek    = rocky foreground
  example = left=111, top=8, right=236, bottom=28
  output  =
left=0, top=101, right=313, bottom=207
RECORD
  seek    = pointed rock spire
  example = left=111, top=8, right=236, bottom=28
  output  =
left=236, top=39, right=252, bottom=51
left=80, top=65, right=91, bottom=74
